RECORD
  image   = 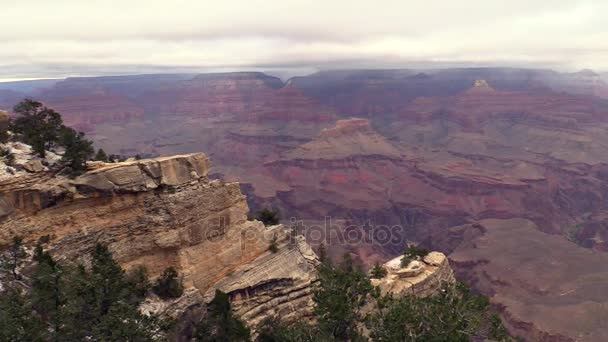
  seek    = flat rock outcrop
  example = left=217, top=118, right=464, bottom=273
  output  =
left=372, top=252, right=455, bottom=297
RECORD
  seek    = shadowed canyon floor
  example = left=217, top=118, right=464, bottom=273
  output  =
left=3, top=68, right=608, bottom=340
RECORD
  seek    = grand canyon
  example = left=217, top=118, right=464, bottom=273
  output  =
left=2, top=67, right=608, bottom=341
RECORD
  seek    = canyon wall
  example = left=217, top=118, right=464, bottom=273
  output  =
left=0, top=153, right=319, bottom=333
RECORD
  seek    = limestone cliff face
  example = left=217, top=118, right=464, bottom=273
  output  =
left=0, top=152, right=319, bottom=330
left=371, top=252, right=455, bottom=297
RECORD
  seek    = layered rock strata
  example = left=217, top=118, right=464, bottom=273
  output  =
left=0, top=152, right=319, bottom=330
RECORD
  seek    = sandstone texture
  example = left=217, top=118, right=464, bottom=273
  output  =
left=0, top=152, right=319, bottom=330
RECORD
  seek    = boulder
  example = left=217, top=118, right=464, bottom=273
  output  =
left=22, top=160, right=45, bottom=173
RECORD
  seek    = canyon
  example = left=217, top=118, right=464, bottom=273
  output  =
left=2, top=67, right=608, bottom=340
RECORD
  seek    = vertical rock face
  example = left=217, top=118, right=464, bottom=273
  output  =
left=209, top=234, right=319, bottom=329
left=0, top=152, right=319, bottom=329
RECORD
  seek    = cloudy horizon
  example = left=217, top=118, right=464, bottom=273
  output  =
left=1, top=0, right=607, bottom=81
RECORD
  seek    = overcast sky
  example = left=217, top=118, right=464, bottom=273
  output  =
left=1, top=0, right=607, bottom=81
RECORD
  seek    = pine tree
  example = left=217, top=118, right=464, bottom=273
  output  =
left=0, top=289, right=47, bottom=341
left=194, top=290, right=250, bottom=342
left=10, top=99, right=63, bottom=157
left=268, top=234, right=279, bottom=253
left=31, top=243, right=63, bottom=329
left=313, top=254, right=372, bottom=340
left=152, top=267, right=184, bottom=299
left=0, top=236, right=27, bottom=280
left=370, top=262, right=387, bottom=279
left=94, top=148, right=109, bottom=162
left=59, top=127, right=94, bottom=175
left=257, top=208, right=280, bottom=226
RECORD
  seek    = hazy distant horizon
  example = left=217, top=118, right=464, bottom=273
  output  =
left=1, top=62, right=606, bottom=84
left=2, top=0, right=608, bottom=81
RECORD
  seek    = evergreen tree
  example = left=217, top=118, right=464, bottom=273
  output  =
left=370, top=262, right=387, bottom=279
left=194, top=290, right=250, bottom=342
left=318, top=243, right=328, bottom=264
left=0, top=288, right=47, bottom=341
left=401, top=244, right=429, bottom=267
left=313, top=254, right=373, bottom=340
left=152, top=267, right=184, bottom=299
left=268, top=234, right=279, bottom=253
left=59, top=126, right=94, bottom=175
left=0, top=236, right=27, bottom=280
left=126, top=265, right=151, bottom=299
left=258, top=318, right=332, bottom=342
left=257, top=208, right=280, bottom=226
left=0, top=148, right=15, bottom=165
left=10, top=99, right=63, bottom=157
left=94, top=148, right=109, bottom=162
left=31, top=243, right=63, bottom=329
left=366, top=282, right=505, bottom=341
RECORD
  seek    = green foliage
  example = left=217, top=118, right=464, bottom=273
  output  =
left=94, top=148, right=109, bottom=162
left=0, top=288, right=47, bottom=341
left=401, top=244, right=429, bottom=267
left=366, top=282, right=499, bottom=341
left=0, top=147, right=14, bottom=165
left=10, top=99, right=63, bottom=157
left=488, top=313, right=512, bottom=341
left=31, top=243, right=62, bottom=326
left=313, top=254, right=373, bottom=340
left=0, top=126, right=8, bottom=144
left=0, top=236, right=27, bottom=280
left=8, top=99, right=94, bottom=174
left=108, top=154, right=123, bottom=162
left=60, top=126, right=94, bottom=175
left=126, top=265, right=151, bottom=299
left=257, top=208, right=280, bottom=226
left=194, top=290, right=250, bottom=342
left=258, top=318, right=333, bottom=342
left=318, top=243, right=328, bottom=264
left=269, top=234, right=279, bottom=253
left=0, top=241, right=168, bottom=341
left=152, top=267, right=184, bottom=299
left=370, top=262, right=387, bottom=279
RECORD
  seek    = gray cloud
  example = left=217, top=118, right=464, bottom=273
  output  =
left=0, top=0, right=606, bottom=80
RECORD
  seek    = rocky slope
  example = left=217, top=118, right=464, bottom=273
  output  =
left=0, top=152, right=319, bottom=334
left=449, top=219, right=608, bottom=342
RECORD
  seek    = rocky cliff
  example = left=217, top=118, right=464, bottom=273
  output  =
left=0, top=152, right=319, bottom=333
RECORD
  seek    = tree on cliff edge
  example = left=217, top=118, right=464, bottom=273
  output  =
left=94, top=148, right=109, bottom=162
left=59, top=126, right=94, bottom=174
left=10, top=99, right=63, bottom=157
